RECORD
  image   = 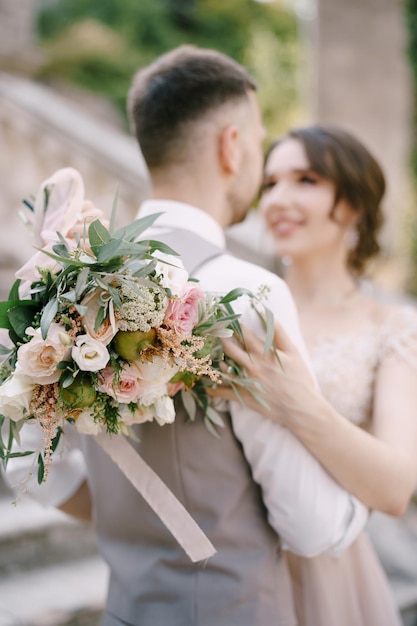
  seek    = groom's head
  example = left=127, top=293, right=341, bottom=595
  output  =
left=127, top=45, right=266, bottom=225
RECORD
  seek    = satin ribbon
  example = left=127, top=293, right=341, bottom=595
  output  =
left=94, top=431, right=216, bottom=563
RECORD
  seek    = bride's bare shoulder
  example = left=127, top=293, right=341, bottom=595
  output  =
left=358, top=281, right=417, bottom=327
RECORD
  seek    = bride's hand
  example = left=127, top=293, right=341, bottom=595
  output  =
left=209, top=321, right=320, bottom=426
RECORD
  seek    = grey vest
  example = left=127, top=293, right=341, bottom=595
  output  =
left=80, top=229, right=296, bottom=626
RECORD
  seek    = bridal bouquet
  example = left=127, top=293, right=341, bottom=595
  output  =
left=0, top=169, right=270, bottom=486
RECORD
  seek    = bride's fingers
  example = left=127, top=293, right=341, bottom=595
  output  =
left=272, top=320, right=297, bottom=354
left=221, top=337, right=254, bottom=370
left=206, top=385, right=236, bottom=400
left=237, top=324, right=267, bottom=357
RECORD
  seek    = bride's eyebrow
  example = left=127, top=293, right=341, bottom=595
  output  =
left=293, top=167, right=317, bottom=176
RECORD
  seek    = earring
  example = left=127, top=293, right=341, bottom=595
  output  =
left=344, top=227, right=358, bottom=250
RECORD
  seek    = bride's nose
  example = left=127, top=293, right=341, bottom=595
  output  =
left=261, top=180, right=292, bottom=213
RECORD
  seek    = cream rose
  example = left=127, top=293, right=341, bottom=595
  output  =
left=0, top=367, right=35, bottom=421
left=74, top=409, right=102, bottom=435
left=17, top=324, right=72, bottom=385
left=118, top=403, right=154, bottom=426
left=72, top=334, right=110, bottom=372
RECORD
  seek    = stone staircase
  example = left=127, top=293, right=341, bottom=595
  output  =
left=0, top=480, right=108, bottom=626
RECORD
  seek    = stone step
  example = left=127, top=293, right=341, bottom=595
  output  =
left=0, top=496, right=109, bottom=625
left=0, top=496, right=99, bottom=575
left=0, top=556, right=108, bottom=626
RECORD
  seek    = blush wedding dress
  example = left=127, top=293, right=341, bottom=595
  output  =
left=287, top=303, right=417, bottom=626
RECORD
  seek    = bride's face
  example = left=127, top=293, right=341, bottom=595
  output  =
left=259, top=138, right=355, bottom=263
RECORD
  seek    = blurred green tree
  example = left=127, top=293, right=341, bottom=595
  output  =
left=36, top=0, right=301, bottom=136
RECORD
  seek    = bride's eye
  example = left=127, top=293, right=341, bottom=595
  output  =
left=299, top=175, right=317, bottom=185
left=260, top=179, right=276, bottom=192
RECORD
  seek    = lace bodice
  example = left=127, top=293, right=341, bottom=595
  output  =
left=309, top=305, right=417, bottom=426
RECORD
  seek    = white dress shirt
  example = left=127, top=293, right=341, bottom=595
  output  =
left=4, top=199, right=368, bottom=557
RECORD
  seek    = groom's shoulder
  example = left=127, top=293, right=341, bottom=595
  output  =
left=219, top=251, right=285, bottom=290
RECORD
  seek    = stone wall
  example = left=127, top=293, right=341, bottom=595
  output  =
left=310, top=0, right=413, bottom=287
left=0, top=73, right=151, bottom=300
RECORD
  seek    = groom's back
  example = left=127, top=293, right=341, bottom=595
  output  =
left=79, top=229, right=296, bottom=626
left=81, top=398, right=295, bottom=626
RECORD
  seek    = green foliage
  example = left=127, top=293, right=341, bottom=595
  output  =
left=36, top=0, right=300, bottom=130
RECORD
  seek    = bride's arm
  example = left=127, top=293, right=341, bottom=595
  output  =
left=212, top=321, right=417, bottom=516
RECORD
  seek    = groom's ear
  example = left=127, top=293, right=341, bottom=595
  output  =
left=218, top=124, right=240, bottom=175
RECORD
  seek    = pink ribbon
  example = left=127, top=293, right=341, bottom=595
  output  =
left=94, top=432, right=216, bottom=563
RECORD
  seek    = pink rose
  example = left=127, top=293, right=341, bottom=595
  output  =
left=97, top=363, right=142, bottom=404
left=164, top=283, right=205, bottom=336
left=167, top=381, right=184, bottom=397
left=80, top=289, right=117, bottom=345
left=17, top=323, right=72, bottom=384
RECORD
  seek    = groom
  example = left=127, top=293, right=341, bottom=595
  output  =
left=6, top=45, right=368, bottom=626
left=85, top=45, right=366, bottom=626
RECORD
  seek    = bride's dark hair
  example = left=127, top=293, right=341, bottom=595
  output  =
left=266, top=125, right=385, bottom=275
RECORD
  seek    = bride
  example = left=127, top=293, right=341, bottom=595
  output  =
left=214, top=124, right=417, bottom=625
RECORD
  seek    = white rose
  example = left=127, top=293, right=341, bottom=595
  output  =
left=119, top=403, right=154, bottom=425
left=0, top=368, right=35, bottom=421
left=152, top=395, right=176, bottom=425
left=154, top=252, right=189, bottom=296
left=75, top=409, right=102, bottom=435
left=135, top=356, right=179, bottom=384
left=137, top=381, right=168, bottom=407
left=135, top=357, right=179, bottom=406
left=72, top=334, right=110, bottom=372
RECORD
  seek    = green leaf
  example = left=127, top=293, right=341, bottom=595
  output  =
left=37, top=453, right=45, bottom=484
left=146, top=240, right=180, bottom=256
left=112, top=213, right=164, bottom=242
left=34, top=247, right=94, bottom=268
left=94, top=306, right=106, bottom=332
left=89, top=219, right=111, bottom=255
left=263, top=306, right=275, bottom=356
left=131, top=258, right=158, bottom=278
left=205, top=406, right=225, bottom=427
left=0, top=300, right=20, bottom=330
left=96, top=240, right=148, bottom=262
left=52, top=243, right=71, bottom=258
left=181, top=388, right=197, bottom=421
left=8, top=279, right=22, bottom=301
left=219, top=287, right=254, bottom=304
left=204, top=416, right=221, bottom=439
left=109, top=185, right=119, bottom=235
left=3, top=450, right=35, bottom=460
left=7, top=302, right=39, bottom=337
left=75, top=267, right=90, bottom=299
left=50, top=426, right=64, bottom=454
left=40, top=296, right=58, bottom=339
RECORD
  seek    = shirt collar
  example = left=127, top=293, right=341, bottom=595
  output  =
left=138, top=199, right=226, bottom=249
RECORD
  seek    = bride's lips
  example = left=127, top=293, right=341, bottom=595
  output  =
left=270, top=218, right=302, bottom=237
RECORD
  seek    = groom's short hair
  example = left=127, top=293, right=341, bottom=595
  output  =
left=127, top=45, right=257, bottom=169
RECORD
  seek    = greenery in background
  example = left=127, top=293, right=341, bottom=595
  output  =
left=36, top=0, right=301, bottom=137
left=405, top=0, right=417, bottom=295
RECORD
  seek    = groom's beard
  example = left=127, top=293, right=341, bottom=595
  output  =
left=227, top=187, right=257, bottom=226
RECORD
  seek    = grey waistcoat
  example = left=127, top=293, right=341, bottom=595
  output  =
left=80, top=229, right=296, bottom=626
